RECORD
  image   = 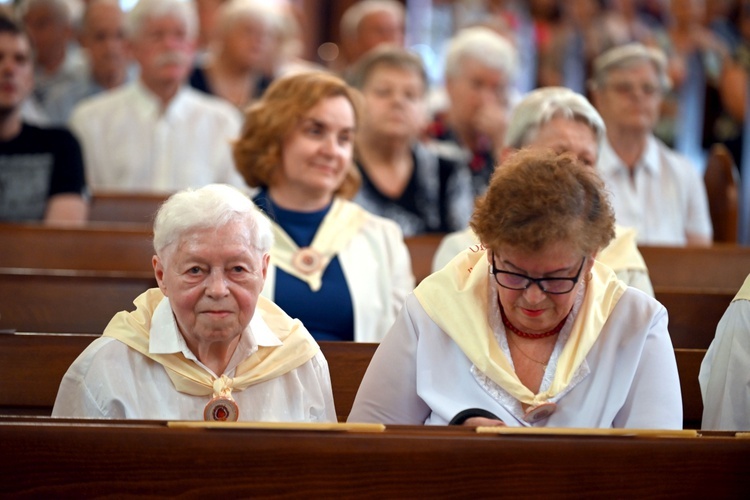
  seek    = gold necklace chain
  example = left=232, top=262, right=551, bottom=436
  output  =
left=507, top=333, right=549, bottom=369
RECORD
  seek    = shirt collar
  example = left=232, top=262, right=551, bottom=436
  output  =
left=132, top=80, right=191, bottom=121
left=598, top=134, right=660, bottom=176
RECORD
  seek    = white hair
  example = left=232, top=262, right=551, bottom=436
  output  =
left=590, top=42, right=672, bottom=92
left=215, top=0, right=286, bottom=35
left=153, top=184, right=273, bottom=259
left=125, top=0, right=198, bottom=41
left=505, top=87, right=606, bottom=149
left=444, top=26, right=518, bottom=80
left=339, top=0, right=404, bottom=42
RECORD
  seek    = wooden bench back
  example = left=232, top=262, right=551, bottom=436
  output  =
left=0, top=223, right=154, bottom=273
left=703, top=143, right=740, bottom=243
left=0, top=332, right=703, bottom=429
left=89, top=191, right=169, bottom=224
left=640, top=244, right=750, bottom=292
left=404, top=233, right=445, bottom=284
left=0, top=269, right=155, bottom=334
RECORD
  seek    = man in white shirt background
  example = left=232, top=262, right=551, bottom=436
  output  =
left=69, top=0, right=246, bottom=193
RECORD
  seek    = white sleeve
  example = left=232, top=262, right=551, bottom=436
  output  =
left=699, top=299, right=750, bottom=430
left=347, top=295, right=431, bottom=424
left=613, top=306, right=683, bottom=429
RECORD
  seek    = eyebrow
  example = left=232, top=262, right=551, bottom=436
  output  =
left=301, top=117, right=355, bottom=133
left=501, top=259, right=574, bottom=276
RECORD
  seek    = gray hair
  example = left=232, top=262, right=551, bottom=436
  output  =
left=589, top=42, right=671, bottom=92
left=125, top=0, right=198, bottom=41
left=505, top=87, right=606, bottom=149
left=153, top=184, right=273, bottom=259
left=347, top=45, right=427, bottom=90
left=444, top=26, right=517, bottom=80
left=340, top=0, right=404, bottom=42
left=215, top=0, right=286, bottom=36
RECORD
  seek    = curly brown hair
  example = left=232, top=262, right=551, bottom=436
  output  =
left=233, top=71, right=363, bottom=199
left=471, top=148, right=615, bottom=255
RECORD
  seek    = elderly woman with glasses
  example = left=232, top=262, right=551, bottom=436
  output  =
left=348, top=148, right=682, bottom=428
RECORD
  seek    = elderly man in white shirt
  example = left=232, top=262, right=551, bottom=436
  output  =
left=69, top=0, right=246, bottom=193
left=53, top=184, right=336, bottom=421
left=591, top=43, right=713, bottom=246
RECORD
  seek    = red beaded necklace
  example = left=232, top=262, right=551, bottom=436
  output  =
left=500, top=305, right=568, bottom=339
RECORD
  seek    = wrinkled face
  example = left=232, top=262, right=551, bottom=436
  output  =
left=277, top=95, right=356, bottom=199
left=222, top=16, right=273, bottom=70
left=593, top=61, right=662, bottom=135
left=355, top=10, right=404, bottom=57
left=446, top=57, right=509, bottom=132
left=153, top=221, right=269, bottom=348
left=528, top=116, right=598, bottom=168
left=82, top=3, right=128, bottom=79
left=490, top=241, right=594, bottom=335
left=361, top=64, right=425, bottom=139
left=0, top=33, right=34, bottom=113
left=130, top=14, right=195, bottom=89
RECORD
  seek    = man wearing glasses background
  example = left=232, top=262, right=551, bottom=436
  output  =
left=591, top=43, right=713, bottom=247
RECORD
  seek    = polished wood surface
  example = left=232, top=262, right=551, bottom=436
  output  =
left=404, top=233, right=445, bottom=284
left=88, top=191, right=168, bottom=224
left=655, top=287, right=732, bottom=349
left=0, top=223, right=154, bottom=273
left=0, top=268, right=155, bottom=334
left=0, top=332, right=705, bottom=429
left=1, top=419, right=747, bottom=497
left=704, top=143, right=740, bottom=243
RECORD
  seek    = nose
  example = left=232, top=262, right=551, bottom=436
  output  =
left=205, top=270, right=229, bottom=298
left=522, top=282, right=546, bottom=305
left=319, top=133, right=338, bottom=156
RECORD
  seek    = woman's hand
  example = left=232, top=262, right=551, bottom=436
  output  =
left=461, top=416, right=506, bottom=427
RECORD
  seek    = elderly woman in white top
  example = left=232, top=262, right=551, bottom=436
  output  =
left=349, top=149, right=682, bottom=428
left=53, top=184, right=335, bottom=421
left=233, top=71, right=414, bottom=342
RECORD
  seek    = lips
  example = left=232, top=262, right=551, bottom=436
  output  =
left=521, top=308, right=544, bottom=318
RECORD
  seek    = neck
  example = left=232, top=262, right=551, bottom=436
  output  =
left=93, top=67, right=127, bottom=90
left=186, top=336, right=242, bottom=376
left=0, top=110, right=23, bottom=141
left=213, top=54, right=255, bottom=79
left=38, top=51, right=66, bottom=75
left=141, top=77, right=181, bottom=110
left=607, top=129, right=647, bottom=170
left=357, top=132, right=412, bottom=165
left=267, top=185, right=333, bottom=212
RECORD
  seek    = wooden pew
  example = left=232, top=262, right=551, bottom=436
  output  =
left=640, top=244, right=750, bottom=292
left=0, top=268, right=156, bottom=334
left=1, top=418, right=748, bottom=497
left=89, top=191, right=169, bottom=224
left=655, top=288, right=731, bottom=349
left=0, top=223, right=154, bottom=273
left=0, top=332, right=705, bottom=430
left=404, top=233, right=445, bottom=284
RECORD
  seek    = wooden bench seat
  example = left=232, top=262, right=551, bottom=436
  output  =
left=0, top=332, right=705, bottom=429
left=1, top=418, right=748, bottom=497
left=0, top=268, right=156, bottom=334
left=0, top=223, right=154, bottom=273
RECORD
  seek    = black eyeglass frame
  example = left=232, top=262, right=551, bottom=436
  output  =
left=488, top=253, right=587, bottom=295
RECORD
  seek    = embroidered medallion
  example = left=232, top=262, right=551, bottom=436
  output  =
left=204, top=395, right=240, bottom=422
left=292, top=247, right=323, bottom=275
left=523, top=402, right=557, bottom=423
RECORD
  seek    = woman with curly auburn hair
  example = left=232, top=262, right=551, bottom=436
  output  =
left=349, top=148, right=682, bottom=429
left=233, top=70, right=414, bottom=342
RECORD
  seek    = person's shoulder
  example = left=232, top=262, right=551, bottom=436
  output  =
left=183, top=86, right=240, bottom=116
left=652, top=136, right=702, bottom=177
left=68, top=336, right=131, bottom=378
left=615, top=284, right=665, bottom=315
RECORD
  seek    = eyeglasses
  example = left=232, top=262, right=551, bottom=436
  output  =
left=489, top=255, right=586, bottom=295
left=604, top=81, right=662, bottom=97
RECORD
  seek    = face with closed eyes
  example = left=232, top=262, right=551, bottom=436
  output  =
left=273, top=95, right=356, bottom=205
left=153, top=220, right=269, bottom=352
left=490, top=241, right=594, bottom=335
left=526, top=116, right=598, bottom=168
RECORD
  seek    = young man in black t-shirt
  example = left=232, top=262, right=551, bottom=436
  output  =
left=0, top=15, right=87, bottom=223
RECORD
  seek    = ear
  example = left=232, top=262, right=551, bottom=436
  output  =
left=260, top=252, right=270, bottom=281
left=499, top=146, right=515, bottom=164
left=153, top=255, right=169, bottom=296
